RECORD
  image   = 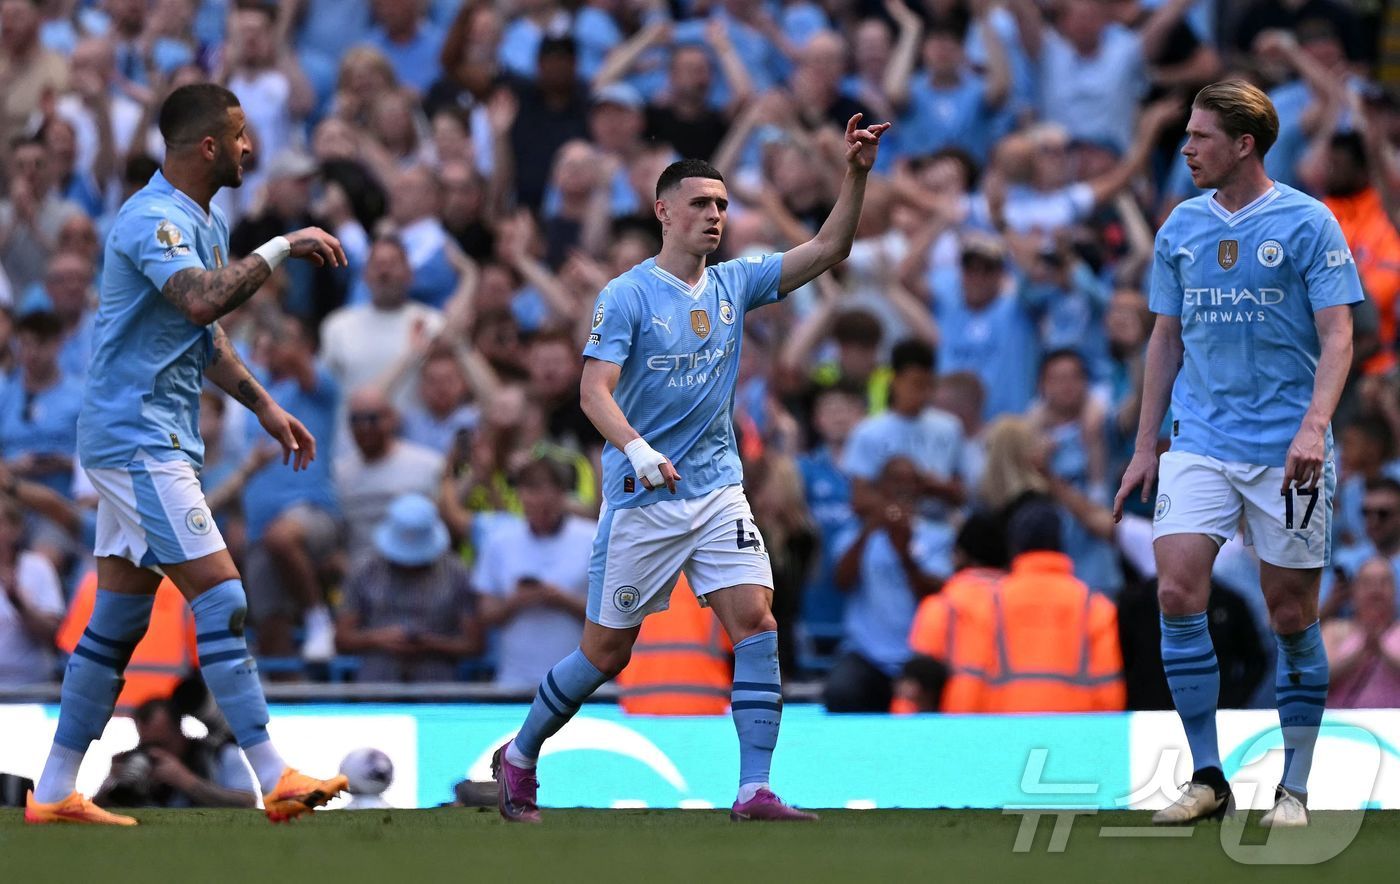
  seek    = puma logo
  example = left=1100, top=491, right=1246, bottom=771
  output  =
left=651, top=315, right=672, bottom=333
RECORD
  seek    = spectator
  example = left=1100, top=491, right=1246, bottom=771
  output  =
left=895, top=510, right=1009, bottom=713
left=95, top=698, right=256, bottom=808
left=0, top=134, right=85, bottom=293
left=472, top=456, right=594, bottom=689
left=365, top=0, right=446, bottom=96
left=334, top=386, right=445, bottom=552
left=505, top=35, right=589, bottom=210
left=797, top=380, right=866, bottom=648
left=387, top=164, right=461, bottom=308
left=1324, top=557, right=1400, bottom=708
left=0, top=310, right=84, bottom=497
left=0, top=0, right=68, bottom=140
left=825, top=455, right=953, bottom=713
left=933, top=234, right=1039, bottom=420
left=842, top=338, right=965, bottom=517
left=0, top=495, right=64, bottom=685
left=321, top=237, right=444, bottom=415
left=1332, top=477, right=1400, bottom=589
left=944, top=498, right=1124, bottom=712
left=400, top=348, right=479, bottom=456
left=1032, top=349, right=1122, bottom=596
left=219, top=3, right=314, bottom=218
left=241, top=314, right=342, bottom=663
left=335, top=492, right=480, bottom=682
left=884, top=6, right=1011, bottom=164
left=33, top=251, right=96, bottom=382
left=1335, top=416, right=1400, bottom=551
left=933, top=371, right=987, bottom=490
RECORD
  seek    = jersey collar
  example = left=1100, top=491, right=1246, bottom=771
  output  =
left=649, top=262, right=709, bottom=300
left=150, top=169, right=213, bottom=225
left=1207, top=185, right=1280, bottom=227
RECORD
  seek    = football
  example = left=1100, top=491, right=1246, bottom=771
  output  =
left=339, top=748, right=394, bottom=796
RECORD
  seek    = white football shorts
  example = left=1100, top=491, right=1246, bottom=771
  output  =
left=588, top=483, right=774, bottom=628
left=86, top=453, right=226, bottom=568
left=1152, top=450, right=1334, bottom=569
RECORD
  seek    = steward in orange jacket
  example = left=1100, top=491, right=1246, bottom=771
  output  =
left=56, top=571, right=196, bottom=715
left=618, top=574, right=733, bottom=715
left=898, top=501, right=1124, bottom=712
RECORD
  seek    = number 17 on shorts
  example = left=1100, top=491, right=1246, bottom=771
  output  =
left=1153, top=450, right=1334, bottom=569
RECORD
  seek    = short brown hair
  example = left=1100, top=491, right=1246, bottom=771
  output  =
left=1192, top=80, right=1279, bottom=158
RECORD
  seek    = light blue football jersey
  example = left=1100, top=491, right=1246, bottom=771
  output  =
left=78, top=171, right=229, bottom=471
left=1149, top=183, right=1365, bottom=467
left=584, top=253, right=785, bottom=509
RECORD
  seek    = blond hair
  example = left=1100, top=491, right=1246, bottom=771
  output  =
left=1192, top=80, right=1279, bottom=158
left=979, top=417, right=1049, bottom=511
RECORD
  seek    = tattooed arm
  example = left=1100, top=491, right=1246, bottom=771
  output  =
left=161, top=227, right=346, bottom=326
left=206, top=323, right=319, bottom=471
left=206, top=322, right=268, bottom=411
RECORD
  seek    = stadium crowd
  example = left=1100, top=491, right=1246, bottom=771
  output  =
left=2, top=0, right=1400, bottom=715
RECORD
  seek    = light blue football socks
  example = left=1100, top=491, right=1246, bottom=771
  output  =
left=732, top=630, right=783, bottom=797
left=1161, top=612, right=1222, bottom=774
left=508, top=648, right=609, bottom=767
left=1276, top=621, right=1328, bottom=796
left=35, top=590, right=155, bottom=802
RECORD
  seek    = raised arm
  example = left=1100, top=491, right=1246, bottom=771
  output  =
left=1086, top=99, right=1181, bottom=208
left=974, top=1, right=1012, bottom=110
left=593, top=20, right=671, bottom=89
left=881, top=0, right=924, bottom=110
left=1137, top=0, right=1196, bottom=63
left=162, top=227, right=344, bottom=326
left=778, top=114, right=889, bottom=294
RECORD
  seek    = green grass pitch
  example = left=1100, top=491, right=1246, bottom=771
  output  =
left=4, top=808, right=1398, bottom=883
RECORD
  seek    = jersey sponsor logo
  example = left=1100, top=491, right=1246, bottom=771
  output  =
left=1183, top=286, right=1284, bottom=323
left=691, top=309, right=710, bottom=339
left=1174, top=245, right=1196, bottom=262
left=613, top=585, right=641, bottom=613
left=593, top=303, right=605, bottom=329
left=719, top=300, right=736, bottom=325
left=651, top=315, right=672, bottom=334
left=1154, top=494, right=1171, bottom=522
left=645, top=339, right=737, bottom=387
left=185, top=507, right=213, bottom=535
left=1326, top=248, right=1356, bottom=268
left=1257, top=240, right=1284, bottom=268
left=1217, top=239, right=1239, bottom=270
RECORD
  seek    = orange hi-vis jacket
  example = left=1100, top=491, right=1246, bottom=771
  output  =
left=1326, top=187, right=1400, bottom=374
left=55, top=572, right=197, bottom=715
left=902, top=553, right=1124, bottom=713
left=617, top=575, right=733, bottom=715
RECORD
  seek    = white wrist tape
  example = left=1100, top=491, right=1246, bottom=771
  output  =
left=252, top=236, right=291, bottom=270
left=624, top=438, right=667, bottom=488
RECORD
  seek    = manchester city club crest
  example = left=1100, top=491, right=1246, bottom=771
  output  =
left=719, top=300, right=736, bottom=325
left=1257, top=239, right=1284, bottom=267
left=691, top=309, right=710, bottom=338
left=1217, top=239, right=1238, bottom=270
left=186, top=507, right=213, bottom=535
left=613, top=585, right=640, bottom=612
left=1154, top=495, right=1171, bottom=522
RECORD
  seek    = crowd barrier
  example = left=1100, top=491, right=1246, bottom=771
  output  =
left=2, top=704, right=1398, bottom=811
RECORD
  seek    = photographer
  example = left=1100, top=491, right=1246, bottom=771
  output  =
left=95, top=699, right=256, bottom=809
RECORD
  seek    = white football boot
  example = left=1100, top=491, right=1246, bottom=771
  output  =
left=1260, top=785, right=1310, bottom=828
left=1152, top=778, right=1234, bottom=825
